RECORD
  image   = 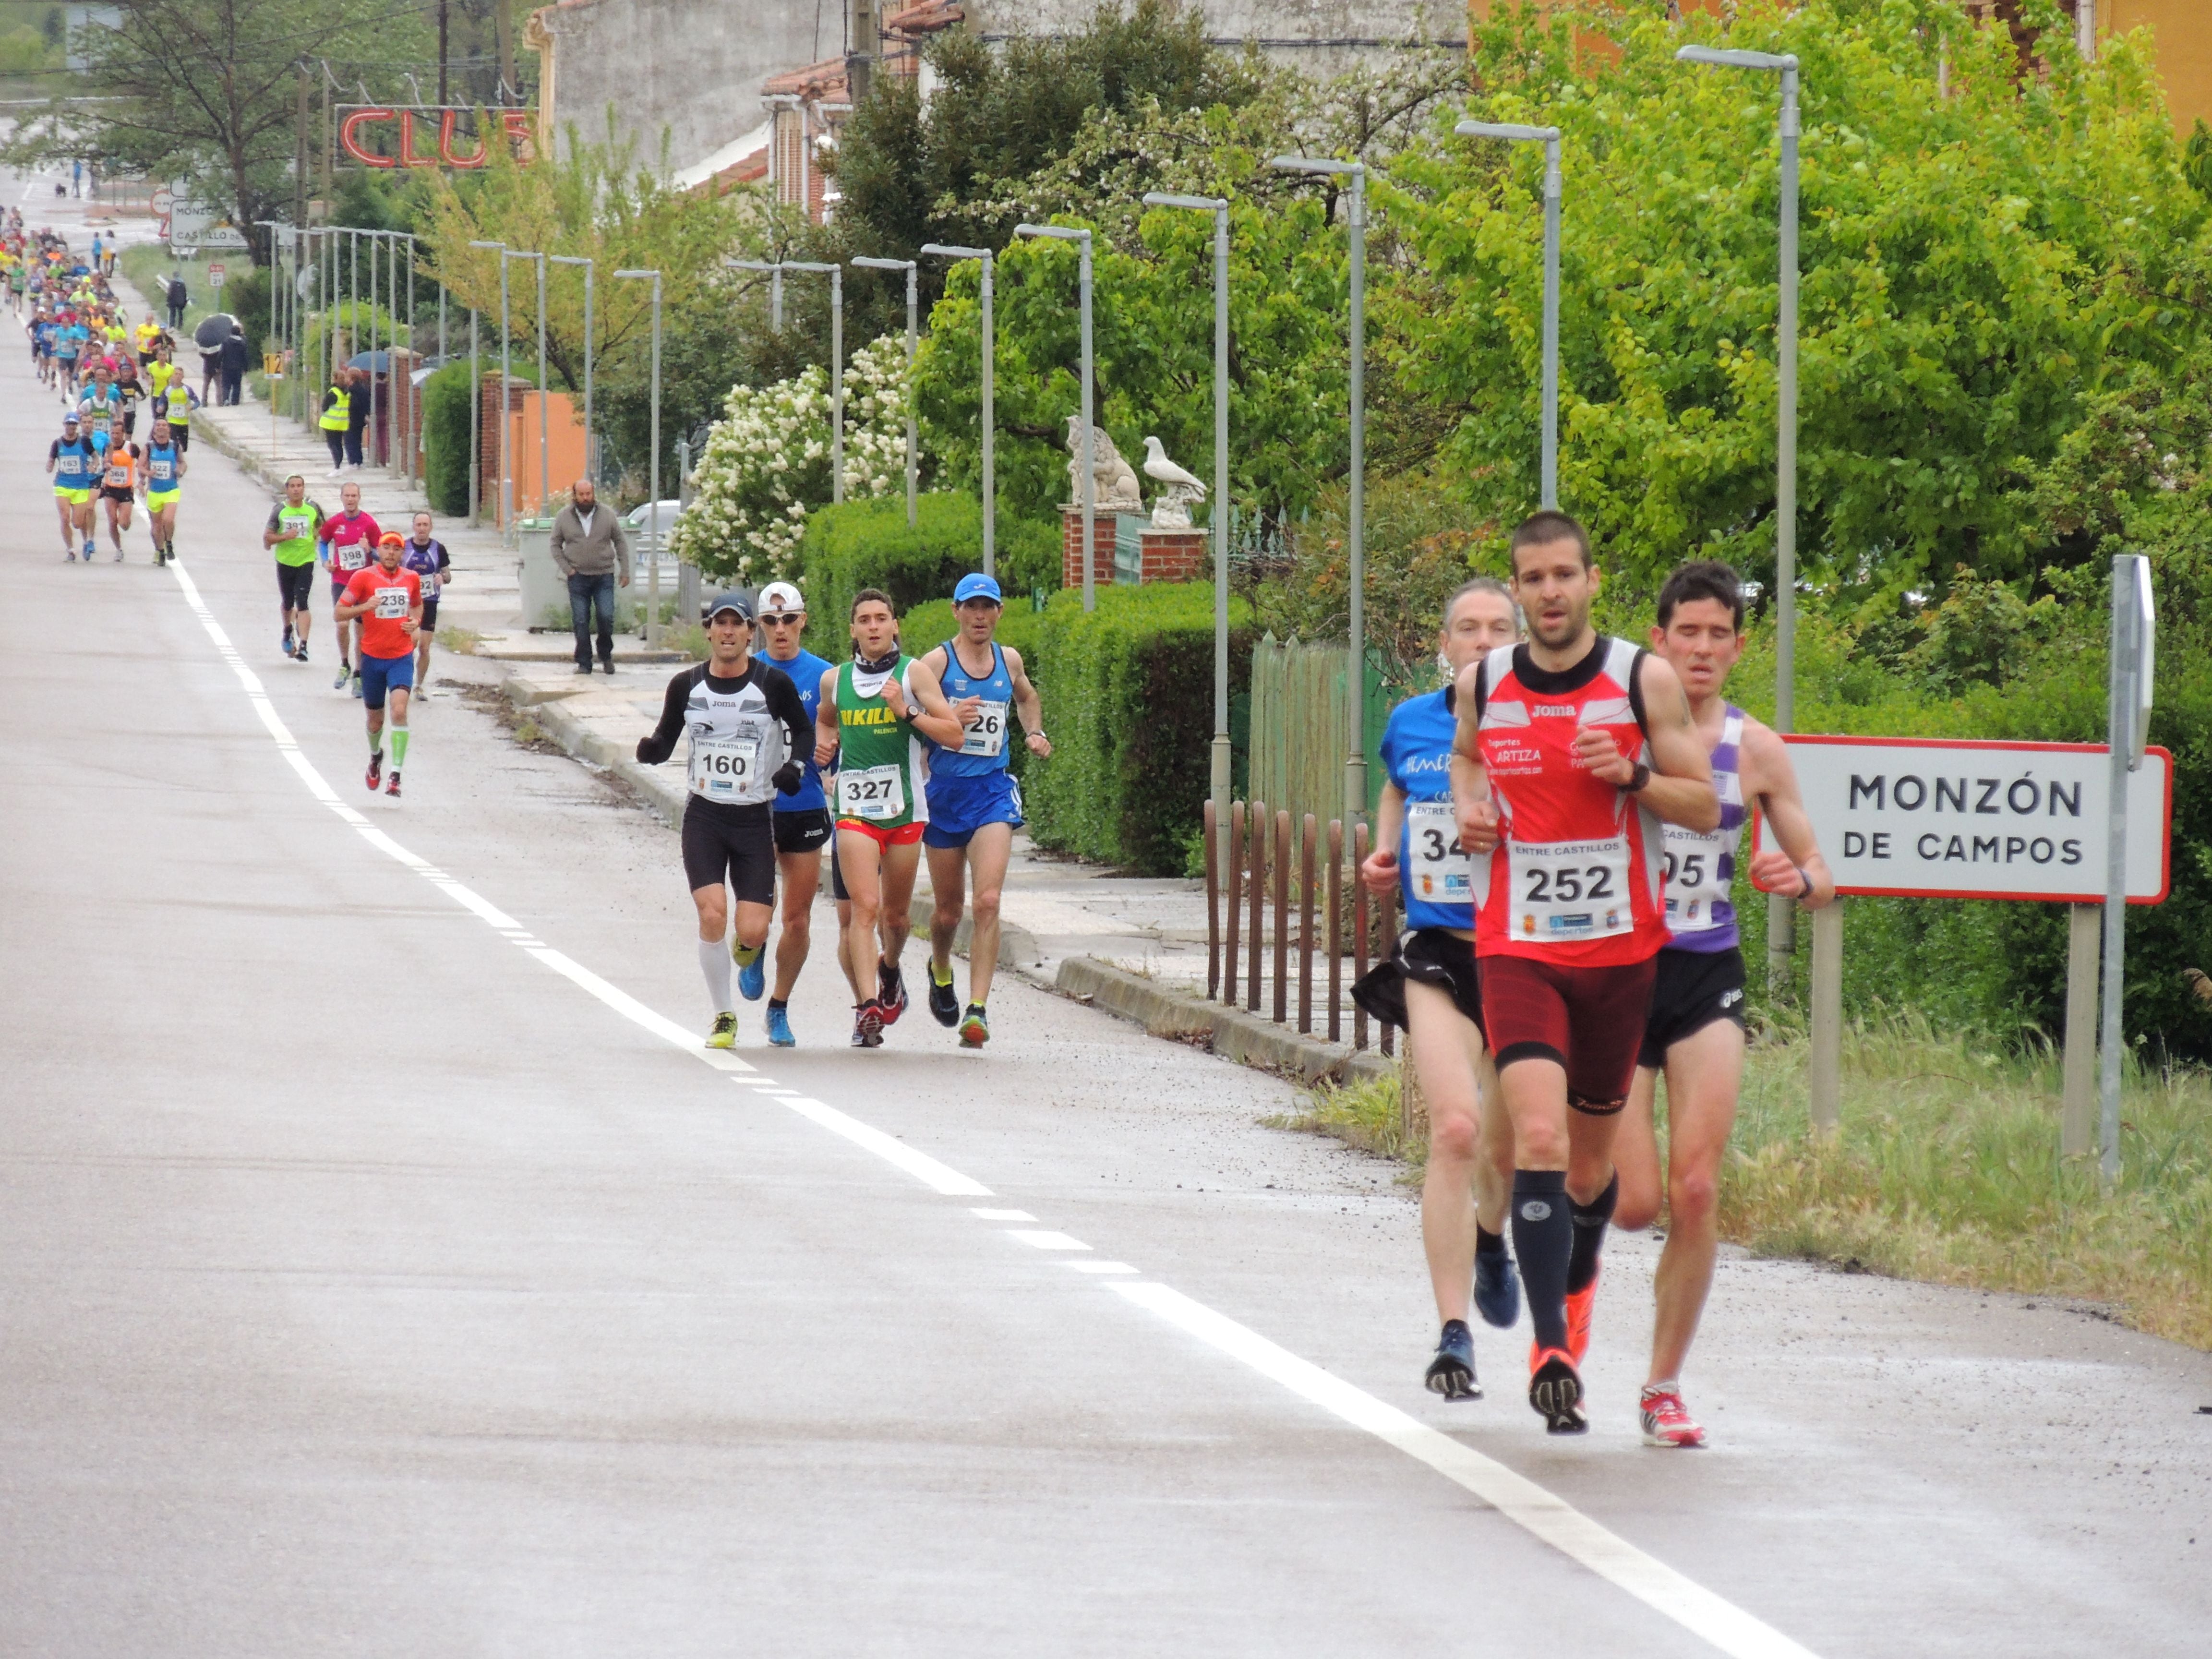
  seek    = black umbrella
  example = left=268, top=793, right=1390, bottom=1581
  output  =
left=192, top=312, right=238, bottom=349
left=346, top=350, right=395, bottom=372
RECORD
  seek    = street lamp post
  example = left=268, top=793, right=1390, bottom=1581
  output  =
left=1272, top=155, right=1369, bottom=828
left=1014, top=224, right=1096, bottom=610
left=1455, top=120, right=1561, bottom=509
left=1142, top=191, right=1233, bottom=829
left=1678, top=42, right=1800, bottom=987
left=614, top=269, right=663, bottom=646
left=920, top=243, right=994, bottom=576
left=467, top=240, right=510, bottom=531
left=550, top=254, right=595, bottom=482
left=731, top=259, right=843, bottom=502
left=468, top=304, right=480, bottom=527
left=852, top=256, right=919, bottom=528
left=504, top=250, right=549, bottom=515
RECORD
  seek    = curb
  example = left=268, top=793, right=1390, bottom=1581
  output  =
left=1051, top=956, right=1394, bottom=1088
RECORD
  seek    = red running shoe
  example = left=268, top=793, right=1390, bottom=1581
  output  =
left=1640, top=1383, right=1707, bottom=1449
left=1528, top=1345, right=1587, bottom=1434
left=1565, top=1265, right=1600, bottom=1367
left=365, top=751, right=382, bottom=792
left=385, top=769, right=401, bottom=798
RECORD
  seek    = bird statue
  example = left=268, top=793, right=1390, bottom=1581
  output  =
left=1141, top=435, right=1206, bottom=529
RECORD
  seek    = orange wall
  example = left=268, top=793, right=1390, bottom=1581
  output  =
left=502, top=391, right=587, bottom=526
left=2108, top=1, right=2212, bottom=135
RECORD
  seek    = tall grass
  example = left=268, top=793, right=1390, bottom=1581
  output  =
left=1292, top=1012, right=2212, bottom=1350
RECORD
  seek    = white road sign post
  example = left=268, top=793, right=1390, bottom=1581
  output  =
left=207, top=262, right=226, bottom=292
left=1767, top=730, right=2171, bottom=1148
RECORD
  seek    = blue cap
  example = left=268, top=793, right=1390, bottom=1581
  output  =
left=953, top=572, right=1003, bottom=606
left=705, top=591, right=754, bottom=622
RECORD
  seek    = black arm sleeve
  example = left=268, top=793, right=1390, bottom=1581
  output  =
left=636, top=667, right=698, bottom=765
left=756, top=663, right=813, bottom=761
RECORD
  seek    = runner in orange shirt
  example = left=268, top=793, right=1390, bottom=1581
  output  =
left=333, top=533, right=422, bottom=798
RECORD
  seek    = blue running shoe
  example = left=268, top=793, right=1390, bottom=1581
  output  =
left=765, top=1002, right=795, bottom=1047
left=1474, top=1243, right=1522, bottom=1330
left=734, top=944, right=766, bottom=1002
left=1424, top=1319, right=1480, bottom=1401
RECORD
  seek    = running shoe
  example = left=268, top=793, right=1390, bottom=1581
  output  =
left=112, top=545, right=122, bottom=562
left=1528, top=1346, right=1587, bottom=1434
left=958, top=1004, right=989, bottom=1048
left=876, top=962, right=907, bottom=1027
left=65, top=549, right=76, bottom=562
left=1640, top=1383, right=1707, bottom=1449
left=365, top=752, right=382, bottom=791
left=853, top=999, right=885, bottom=1047
left=705, top=1011, right=737, bottom=1049
left=385, top=770, right=401, bottom=798
left=1565, top=1266, right=1600, bottom=1367
left=333, top=664, right=349, bottom=691
left=351, top=672, right=363, bottom=700
left=282, top=630, right=294, bottom=656
left=734, top=944, right=765, bottom=1002
left=295, top=643, right=308, bottom=664
left=1474, top=1244, right=1522, bottom=1330
left=927, top=960, right=959, bottom=1026
left=765, top=1003, right=795, bottom=1047
left=1424, top=1319, right=1481, bottom=1402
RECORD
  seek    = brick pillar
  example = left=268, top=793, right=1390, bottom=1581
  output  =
left=1138, top=528, right=1207, bottom=584
left=1061, top=506, right=1116, bottom=591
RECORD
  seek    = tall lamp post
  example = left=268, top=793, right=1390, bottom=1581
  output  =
left=1142, top=191, right=1233, bottom=830
left=504, top=249, right=549, bottom=516
left=1271, top=155, right=1368, bottom=827
left=549, top=253, right=595, bottom=482
left=852, top=255, right=919, bottom=528
left=1677, top=43, right=1800, bottom=988
left=467, top=239, right=510, bottom=532
left=920, top=243, right=994, bottom=576
left=613, top=269, right=663, bottom=646
left=730, top=258, right=844, bottom=502
left=1455, top=121, right=1561, bottom=509
left=1013, top=224, right=1096, bottom=610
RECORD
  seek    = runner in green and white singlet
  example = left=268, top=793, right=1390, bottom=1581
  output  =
left=813, top=587, right=976, bottom=1047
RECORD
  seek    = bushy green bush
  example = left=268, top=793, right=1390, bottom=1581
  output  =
left=795, top=492, right=1058, bottom=634
left=1021, top=582, right=1252, bottom=874
left=421, top=360, right=477, bottom=516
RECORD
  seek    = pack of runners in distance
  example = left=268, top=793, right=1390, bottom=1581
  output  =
left=24, top=228, right=202, bottom=565
left=635, top=573, right=1048, bottom=1058
left=1347, top=508, right=1834, bottom=1450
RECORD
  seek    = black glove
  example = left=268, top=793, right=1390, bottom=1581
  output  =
left=773, top=760, right=805, bottom=796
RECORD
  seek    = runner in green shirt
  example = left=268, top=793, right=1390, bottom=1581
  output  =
left=262, top=473, right=327, bottom=662
left=811, top=587, right=974, bottom=1047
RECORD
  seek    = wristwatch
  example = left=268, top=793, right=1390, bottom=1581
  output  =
left=1626, top=759, right=1652, bottom=793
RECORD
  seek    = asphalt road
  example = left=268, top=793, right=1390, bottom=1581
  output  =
left=3, top=189, right=2209, bottom=1658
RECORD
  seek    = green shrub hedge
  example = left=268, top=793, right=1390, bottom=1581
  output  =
left=1020, top=582, right=1253, bottom=874
left=796, top=493, right=1058, bottom=629
left=421, top=360, right=475, bottom=517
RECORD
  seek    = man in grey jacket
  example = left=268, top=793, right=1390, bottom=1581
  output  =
left=549, top=479, right=632, bottom=673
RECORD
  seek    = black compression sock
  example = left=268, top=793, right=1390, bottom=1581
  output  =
left=1567, top=1172, right=1621, bottom=1295
left=1476, top=1224, right=1506, bottom=1258
left=768, top=998, right=787, bottom=1012
left=1512, top=1170, right=1573, bottom=1352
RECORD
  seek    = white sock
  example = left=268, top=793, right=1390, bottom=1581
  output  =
left=698, top=937, right=734, bottom=1014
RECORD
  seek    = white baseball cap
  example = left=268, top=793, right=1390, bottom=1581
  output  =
left=757, top=581, right=806, bottom=615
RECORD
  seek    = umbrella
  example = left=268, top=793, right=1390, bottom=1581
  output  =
left=192, top=313, right=238, bottom=349
left=346, top=350, right=395, bottom=372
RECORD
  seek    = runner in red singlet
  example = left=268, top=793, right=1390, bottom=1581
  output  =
left=1449, top=511, right=1718, bottom=1433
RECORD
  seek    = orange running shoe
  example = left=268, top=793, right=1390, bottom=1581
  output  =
left=1528, top=1344, right=1586, bottom=1434
left=1640, top=1382, right=1707, bottom=1448
left=1564, top=1265, right=1600, bottom=1367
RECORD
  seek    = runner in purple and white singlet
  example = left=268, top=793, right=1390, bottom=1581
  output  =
left=1612, top=561, right=1835, bottom=1449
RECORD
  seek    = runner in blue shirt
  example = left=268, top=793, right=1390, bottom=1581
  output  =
left=1353, top=577, right=1525, bottom=1402
left=751, top=580, right=842, bottom=1047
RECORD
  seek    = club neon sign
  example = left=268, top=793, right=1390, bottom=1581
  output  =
left=336, top=106, right=536, bottom=169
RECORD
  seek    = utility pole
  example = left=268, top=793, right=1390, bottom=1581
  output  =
left=494, top=0, right=516, bottom=106
left=437, top=0, right=450, bottom=106
left=294, top=62, right=309, bottom=236
left=846, top=0, right=876, bottom=102
left=319, top=68, right=332, bottom=201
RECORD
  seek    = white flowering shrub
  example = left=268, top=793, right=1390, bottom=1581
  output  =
left=670, top=333, right=912, bottom=584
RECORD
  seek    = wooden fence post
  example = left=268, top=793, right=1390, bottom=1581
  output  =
left=1204, top=798, right=1220, bottom=1002
left=1224, top=801, right=1243, bottom=1007
left=1352, top=822, right=1370, bottom=1052
left=1273, top=810, right=1290, bottom=1024
left=1298, top=813, right=1316, bottom=1034
left=1248, top=799, right=1266, bottom=1013
left=1327, top=818, right=1344, bottom=1044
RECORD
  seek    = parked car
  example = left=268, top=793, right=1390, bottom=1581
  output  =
left=625, top=499, right=685, bottom=566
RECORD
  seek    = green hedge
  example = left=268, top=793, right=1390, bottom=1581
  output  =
left=1021, top=582, right=1253, bottom=874
left=421, top=360, right=475, bottom=516
left=796, top=492, right=1058, bottom=631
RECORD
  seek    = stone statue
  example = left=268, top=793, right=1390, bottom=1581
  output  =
left=1064, top=416, right=1143, bottom=510
left=1141, top=435, right=1206, bottom=529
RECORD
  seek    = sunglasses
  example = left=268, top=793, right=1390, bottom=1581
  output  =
left=758, top=613, right=804, bottom=625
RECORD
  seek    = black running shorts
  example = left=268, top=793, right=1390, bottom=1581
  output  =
left=276, top=560, right=315, bottom=611
left=773, top=806, right=833, bottom=856
left=420, top=598, right=439, bottom=632
left=1479, top=952, right=1660, bottom=1115
left=1352, top=928, right=1484, bottom=1037
left=681, top=798, right=776, bottom=904
left=1636, top=946, right=1748, bottom=1070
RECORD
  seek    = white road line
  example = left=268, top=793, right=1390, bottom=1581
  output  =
left=164, top=556, right=1824, bottom=1659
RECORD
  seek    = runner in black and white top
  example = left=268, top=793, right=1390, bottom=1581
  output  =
left=1613, top=560, right=1832, bottom=1448
left=635, top=592, right=812, bottom=1048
